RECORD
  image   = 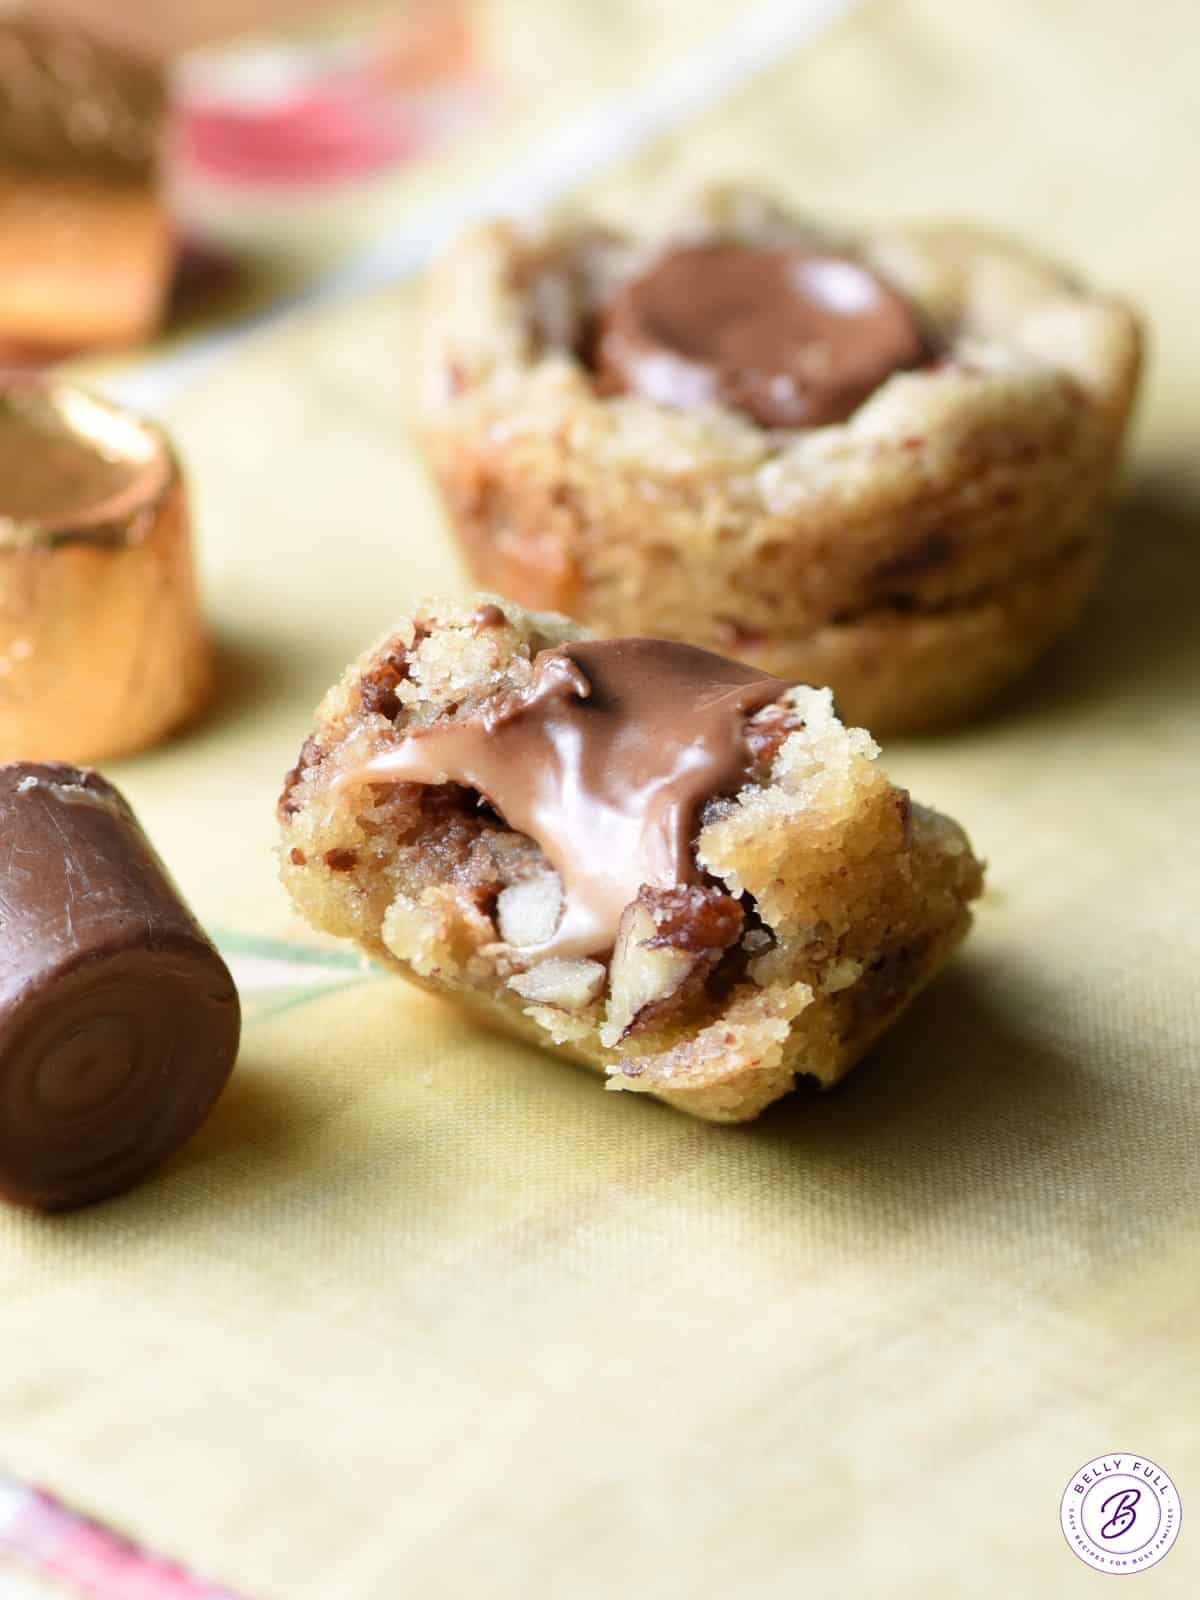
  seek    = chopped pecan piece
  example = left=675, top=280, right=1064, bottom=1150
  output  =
left=508, top=958, right=606, bottom=1012
left=602, top=885, right=745, bottom=1045
left=278, top=735, right=324, bottom=821
left=358, top=622, right=432, bottom=720
left=639, top=884, right=744, bottom=953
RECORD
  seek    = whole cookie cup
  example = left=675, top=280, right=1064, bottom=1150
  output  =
left=418, top=187, right=1141, bottom=731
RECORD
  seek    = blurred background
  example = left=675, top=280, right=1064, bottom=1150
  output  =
left=0, top=0, right=787, bottom=370
left=0, top=0, right=488, bottom=357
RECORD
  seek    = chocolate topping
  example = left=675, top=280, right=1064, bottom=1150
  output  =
left=0, top=15, right=165, bottom=182
left=0, top=763, right=240, bottom=1211
left=595, top=241, right=932, bottom=428
left=351, top=639, right=793, bottom=959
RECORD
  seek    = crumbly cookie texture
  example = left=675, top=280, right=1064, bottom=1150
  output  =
left=417, top=185, right=1141, bottom=731
left=278, top=596, right=983, bottom=1122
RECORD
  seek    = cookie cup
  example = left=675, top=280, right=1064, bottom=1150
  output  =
left=418, top=189, right=1141, bottom=730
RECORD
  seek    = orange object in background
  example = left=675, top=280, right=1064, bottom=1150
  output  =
left=368, top=1, right=476, bottom=88
left=21, top=0, right=348, bottom=59
left=0, top=176, right=173, bottom=357
left=21, top=1, right=479, bottom=66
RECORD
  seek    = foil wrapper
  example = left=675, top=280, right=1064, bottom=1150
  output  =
left=0, top=378, right=212, bottom=762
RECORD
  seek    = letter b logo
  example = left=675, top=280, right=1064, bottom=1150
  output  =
left=1100, top=1488, right=1140, bottom=1540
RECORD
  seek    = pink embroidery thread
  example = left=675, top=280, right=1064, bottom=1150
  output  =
left=0, top=1476, right=247, bottom=1600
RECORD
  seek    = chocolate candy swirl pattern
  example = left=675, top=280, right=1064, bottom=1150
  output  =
left=0, top=763, right=240, bottom=1211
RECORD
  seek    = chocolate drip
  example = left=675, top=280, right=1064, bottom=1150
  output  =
left=351, top=639, right=793, bottom=959
left=468, top=602, right=508, bottom=635
left=595, top=241, right=932, bottom=428
left=0, top=763, right=240, bottom=1211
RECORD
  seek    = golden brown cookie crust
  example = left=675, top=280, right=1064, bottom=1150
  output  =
left=417, top=187, right=1141, bottom=731
left=278, top=595, right=983, bottom=1123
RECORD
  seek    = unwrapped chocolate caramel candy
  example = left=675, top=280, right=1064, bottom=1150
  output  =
left=0, top=762, right=240, bottom=1211
left=0, top=377, right=213, bottom=763
left=0, top=11, right=172, bottom=356
left=595, top=241, right=933, bottom=428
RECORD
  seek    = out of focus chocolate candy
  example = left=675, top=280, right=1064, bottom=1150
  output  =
left=0, top=11, right=172, bottom=354
left=0, top=762, right=240, bottom=1211
left=0, top=12, right=164, bottom=180
left=0, top=377, right=213, bottom=763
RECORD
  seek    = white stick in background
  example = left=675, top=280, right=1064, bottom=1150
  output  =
left=106, top=0, right=854, bottom=415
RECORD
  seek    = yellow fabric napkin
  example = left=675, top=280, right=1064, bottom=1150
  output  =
left=2, top=0, right=1198, bottom=1595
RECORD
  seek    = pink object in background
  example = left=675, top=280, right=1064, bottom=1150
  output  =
left=174, top=1, right=489, bottom=188
left=0, top=1475, right=248, bottom=1599
left=179, top=83, right=418, bottom=184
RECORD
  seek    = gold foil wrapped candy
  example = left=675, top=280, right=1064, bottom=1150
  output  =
left=0, top=378, right=212, bottom=762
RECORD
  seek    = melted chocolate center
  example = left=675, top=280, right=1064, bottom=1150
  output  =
left=594, top=241, right=932, bottom=428
left=354, top=639, right=793, bottom=958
